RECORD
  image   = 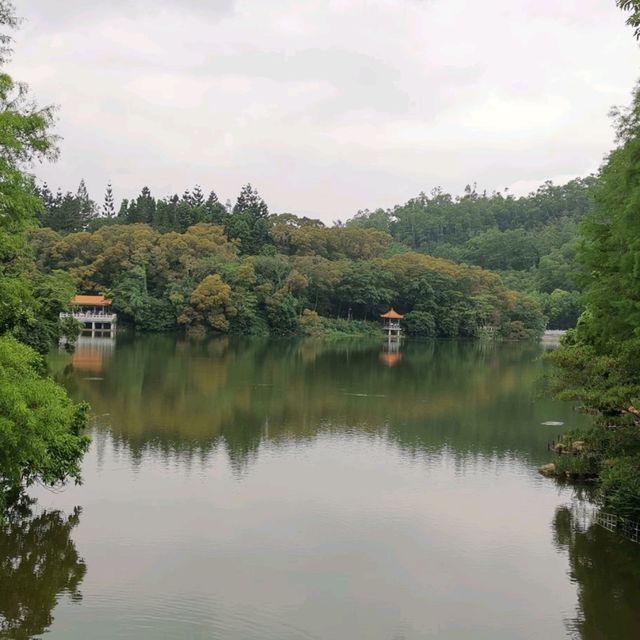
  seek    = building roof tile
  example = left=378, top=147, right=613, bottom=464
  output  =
left=380, top=308, right=403, bottom=319
left=71, top=295, right=112, bottom=306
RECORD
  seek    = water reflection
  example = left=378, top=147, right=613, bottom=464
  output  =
left=49, top=335, right=585, bottom=470
left=69, top=336, right=114, bottom=375
left=379, top=339, right=402, bottom=367
left=37, top=336, right=640, bottom=639
left=553, top=505, right=640, bottom=638
left=0, top=504, right=86, bottom=638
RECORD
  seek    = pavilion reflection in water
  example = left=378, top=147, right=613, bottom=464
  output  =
left=69, top=336, right=115, bottom=374
left=379, top=338, right=402, bottom=367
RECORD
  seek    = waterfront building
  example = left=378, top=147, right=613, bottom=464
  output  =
left=60, top=295, right=117, bottom=336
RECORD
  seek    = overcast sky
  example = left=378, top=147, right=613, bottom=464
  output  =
left=10, top=0, right=640, bottom=222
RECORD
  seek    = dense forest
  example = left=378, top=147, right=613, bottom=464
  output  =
left=349, top=178, right=594, bottom=329
left=29, top=174, right=594, bottom=337
left=29, top=214, right=544, bottom=340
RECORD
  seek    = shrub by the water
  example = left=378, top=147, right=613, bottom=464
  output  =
left=599, top=456, right=640, bottom=521
left=0, top=336, right=90, bottom=513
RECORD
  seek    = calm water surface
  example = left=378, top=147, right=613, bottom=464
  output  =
left=3, top=336, right=640, bottom=639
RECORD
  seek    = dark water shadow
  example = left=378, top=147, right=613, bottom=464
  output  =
left=553, top=504, right=640, bottom=639
left=0, top=501, right=86, bottom=639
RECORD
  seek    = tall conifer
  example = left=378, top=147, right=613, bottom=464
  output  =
left=103, top=182, right=115, bottom=218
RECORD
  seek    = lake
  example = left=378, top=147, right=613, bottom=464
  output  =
left=3, top=335, right=640, bottom=639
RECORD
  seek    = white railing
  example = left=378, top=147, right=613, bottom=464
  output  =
left=596, top=511, right=640, bottom=543
left=60, top=312, right=117, bottom=323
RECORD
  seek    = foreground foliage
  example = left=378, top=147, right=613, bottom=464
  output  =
left=0, top=337, right=89, bottom=510
left=548, top=78, right=640, bottom=519
left=0, top=1, right=88, bottom=515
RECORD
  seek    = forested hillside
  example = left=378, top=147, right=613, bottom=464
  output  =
left=30, top=219, right=544, bottom=340
left=31, top=176, right=592, bottom=334
left=348, top=178, right=595, bottom=329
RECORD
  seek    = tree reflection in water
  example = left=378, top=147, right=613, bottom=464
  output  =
left=553, top=504, right=640, bottom=639
left=50, top=335, right=587, bottom=471
left=0, top=502, right=86, bottom=639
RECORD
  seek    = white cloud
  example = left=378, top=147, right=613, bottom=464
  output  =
left=9, top=0, right=640, bottom=220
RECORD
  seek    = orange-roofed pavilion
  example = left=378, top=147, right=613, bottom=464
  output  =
left=71, top=295, right=112, bottom=306
left=381, top=308, right=402, bottom=341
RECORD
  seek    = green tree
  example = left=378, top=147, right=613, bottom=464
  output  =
left=102, top=181, right=115, bottom=218
left=225, top=183, right=272, bottom=254
left=618, top=1, right=640, bottom=38
left=0, top=336, right=89, bottom=510
left=499, top=295, right=545, bottom=340
left=0, top=1, right=89, bottom=513
left=547, top=67, right=640, bottom=517
left=191, top=184, right=204, bottom=208
left=463, top=228, right=540, bottom=271
left=336, top=260, right=394, bottom=320
left=204, top=189, right=227, bottom=224
left=76, top=178, right=97, bottom=227
left=124, top=186, right=156, bottom=225
left=403, top=310, right=436, bottom=337
left=183, top=274, right=237, bottom=332
left=265, top=292, right=299, bottom=335
left=540, top=288, right=581, bottom=330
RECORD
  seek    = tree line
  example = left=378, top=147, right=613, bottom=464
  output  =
left=34, top=175, right=593, bottom=331
left=30, top=220, right=545, bottom=340
left=348, top=178, right=595, bottom=329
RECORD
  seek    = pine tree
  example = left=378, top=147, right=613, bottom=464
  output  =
left=177, top=201, right=194, bottom=232
left=76, top=179, right=97, bottom=227
left=41, top=187, right=82, bottom=233
left=103, top=182, right=115, bottom=218
left=167, top=194, right=180, bottom=231
left=154, top=200, right=171, bottom=233
left=226, top=184, right=272, bottom=254
left=205, top=189, right=227, bottom=224
left=40, top=182, right=53, bottom=208
left=232, top=183, right=269, bottom=220
left=136, top=186, right=155, bottom=224
left=34, top=182, right=53, bottom=226
left=76, top=178, right=89, bottom=204
left=117, top=199, right=129, bottom=219
left=54, top=192, right=83, bottom=233
left=192, top=184, right=205, bottom=207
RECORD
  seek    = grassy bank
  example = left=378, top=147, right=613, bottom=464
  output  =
left=300, top=312, right=381, bottom=339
